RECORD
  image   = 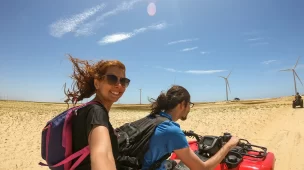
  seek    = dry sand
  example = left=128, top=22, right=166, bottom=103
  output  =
left=1, top=96, right=304, bottom=170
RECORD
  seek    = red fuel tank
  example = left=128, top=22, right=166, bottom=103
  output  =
left=170, top=140, right=275, bottom=170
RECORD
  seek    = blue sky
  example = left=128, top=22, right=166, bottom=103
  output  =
left=1, top=0, right=304, bottom=104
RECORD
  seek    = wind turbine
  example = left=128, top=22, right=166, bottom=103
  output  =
left=219, top=70, right=232, bottom=101
left=280, top=56, right=303, bottom=95
left=139, top=88, right=142, bottom=105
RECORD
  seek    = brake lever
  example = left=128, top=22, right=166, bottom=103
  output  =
left=183, top=130, right=202, bottom=142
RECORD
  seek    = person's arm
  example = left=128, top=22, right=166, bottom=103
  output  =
left=88, top=125, right=116, bottom=170
left=174, top=136, right=239, bottom=170
left=174, top=141, right=234, bottom=170
left=85, top=105, right=117, bottom=170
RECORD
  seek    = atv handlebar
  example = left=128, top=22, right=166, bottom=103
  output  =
left=182, top=130, right=234, bottom=147
left=182, top=130, right=267, bottom=159
left=182, top=130, right=202, bottom=142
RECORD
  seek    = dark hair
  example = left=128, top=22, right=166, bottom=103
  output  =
left=63, top=54, right=126, bottom=106
left=149, top=85, right=190, bottom=115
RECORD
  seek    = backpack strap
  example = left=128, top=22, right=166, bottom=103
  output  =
left=38, top=146, right=90, bottom=169
left=137, top=114, right=169, bottom=159
left=139, top=114, right=171, bottom=170
left=117, top=114, right=171, bottom=170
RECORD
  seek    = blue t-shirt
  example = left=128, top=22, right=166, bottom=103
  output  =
left=141, top=112, right=189, bottom=170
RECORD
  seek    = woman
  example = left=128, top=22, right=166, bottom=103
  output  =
left=64, top=54, right=130, bottom=170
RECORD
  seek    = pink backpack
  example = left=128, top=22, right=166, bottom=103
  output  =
left=39, top=101, right=99, bottom=170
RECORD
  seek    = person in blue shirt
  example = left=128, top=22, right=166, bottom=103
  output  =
left=142, top=85, right=240, bottom=170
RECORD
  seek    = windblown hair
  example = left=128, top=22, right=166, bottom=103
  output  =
left=149, top=85, right=190, bottom=115
left=63, top=54, right=126, bottom=107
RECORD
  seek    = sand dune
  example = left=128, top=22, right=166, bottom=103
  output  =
left=0, top=96, right=303, bottom=170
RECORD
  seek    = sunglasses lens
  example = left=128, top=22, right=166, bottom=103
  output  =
left=120, top=78, right=130, bottom=87
left=106, top=75, right=118, bottom=85
left=106, top=75, right=130, bottom=87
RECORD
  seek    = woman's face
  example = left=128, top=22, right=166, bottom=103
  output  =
left=94, top=66, right=130, bottom=103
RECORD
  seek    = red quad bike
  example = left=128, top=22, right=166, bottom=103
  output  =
left=167, top=130, right=276, bottom=170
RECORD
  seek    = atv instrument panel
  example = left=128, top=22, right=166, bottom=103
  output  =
left=202, top=136, right=215, bottom=146
left=199, top=136, right=222, bottom=156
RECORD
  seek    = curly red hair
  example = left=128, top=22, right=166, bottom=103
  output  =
left=63, top=54, right=126, bottom=106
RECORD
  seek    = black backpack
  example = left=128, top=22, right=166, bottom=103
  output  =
left=115, top=114, right=172, bottom=170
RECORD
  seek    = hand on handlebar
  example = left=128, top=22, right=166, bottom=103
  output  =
left=226, top=136, right=240, bottom=148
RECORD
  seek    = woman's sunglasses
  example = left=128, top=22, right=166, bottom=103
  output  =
left=102, top=74, right=130, bottom=87
left=189, top=102, right=194, bottom=108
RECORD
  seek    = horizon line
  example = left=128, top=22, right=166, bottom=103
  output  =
left=0, top=95, right=294, bottom=105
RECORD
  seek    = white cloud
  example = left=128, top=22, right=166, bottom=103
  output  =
left=247, top=37, right=263, bottom=41
left=74, top=22, right=105, bottom=36
left=156, top=66, right=226, bottom=75
left=262, top=60, right=276, bottom=64
left=75, top=0, right=144, bottom=36
left=149, top=23, right=167, bottom=30
left=99, top=33, right=133, bottom=44
left=98, top=22, right=167, bottom=45
left=245, top=37, right=269, bottom=46
left=181, top=47, right=198, bottom=52
left=167, top=38, right=199, bottom=45
left=185, top=70, right=226, bottom=74
left=200, top=51, right=210, bottom=55
left=49, top=4, right=106, bottom=38
left=242, top=31, right=270, bottom=47
left=164, top=68, right=182, bottom=73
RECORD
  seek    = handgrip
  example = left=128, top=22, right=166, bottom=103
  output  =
left=222, top=132, right=232, bottom=142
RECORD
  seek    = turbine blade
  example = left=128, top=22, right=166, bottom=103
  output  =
left=281, top=69, right=291, bottom=71
left=227, top=70, right=232, bottom=78
left=227, top=79, right=231, bottom=93
left=294, top=56, right=300, bottom=69
left=219, top=76, right=226, bottom=79
left=294, top=71, right=303, bottom=86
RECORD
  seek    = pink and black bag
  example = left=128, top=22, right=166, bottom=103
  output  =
left=39, top=101, right=98, bottom=170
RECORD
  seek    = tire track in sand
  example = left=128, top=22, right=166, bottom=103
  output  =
left=255, top=107, right=304, bottom=170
